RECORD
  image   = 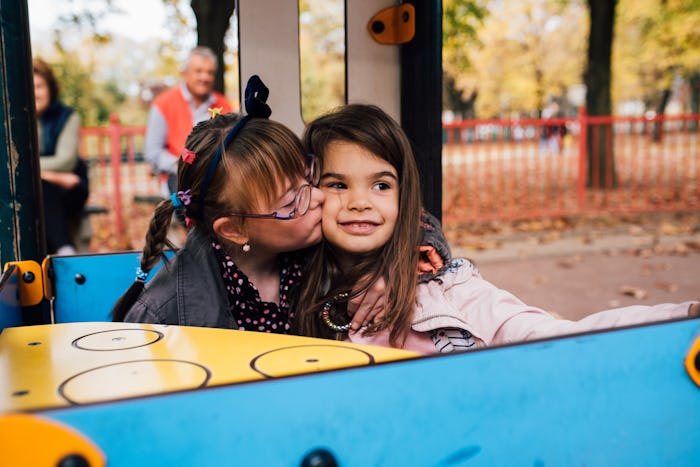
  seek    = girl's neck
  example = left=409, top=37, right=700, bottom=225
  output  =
left=231, top=247, right=281, bottom=304
left=332, top=247, right=377, bottom=272
left=234, top=248, right=275, bottom=271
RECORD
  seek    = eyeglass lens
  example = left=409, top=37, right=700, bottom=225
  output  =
left=295, top=184, right=312, bottom=217
left=307, top=155, right=320, bottom=185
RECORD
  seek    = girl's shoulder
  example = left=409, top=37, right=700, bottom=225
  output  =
left=415, top=258, right=482, bottom=298
left=445, top=258, right=480, bottom=276
left=428, top=258, right=480, bottom=284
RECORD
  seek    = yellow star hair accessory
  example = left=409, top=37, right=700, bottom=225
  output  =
left=207, top=106, right=223, bottom=118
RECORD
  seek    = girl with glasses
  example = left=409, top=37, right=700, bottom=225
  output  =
left=112, top=77, right=335, bottom=331
left=294, top=104, right=699, bottom=353
left=112, top=76, right=443, bottom=332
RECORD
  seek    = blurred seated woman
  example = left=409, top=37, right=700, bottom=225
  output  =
left=33, top=58, right=89, bottom=255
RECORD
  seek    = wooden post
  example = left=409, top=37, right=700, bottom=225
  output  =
left=0, top=0, right=46, bottom=267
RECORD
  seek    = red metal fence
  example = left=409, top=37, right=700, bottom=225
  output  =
left=443, top=111, right=700, bottom=226
left=79, top=115, right=159, bottom=251
left=81, top=112, right=700, bottom=251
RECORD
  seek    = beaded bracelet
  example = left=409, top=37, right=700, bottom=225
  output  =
left=319, top=292, right=351, bottom=332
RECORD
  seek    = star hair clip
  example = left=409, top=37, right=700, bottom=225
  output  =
left=207, top=106, right=223, bottom=118
left=181, top=148, right=197, bottom=165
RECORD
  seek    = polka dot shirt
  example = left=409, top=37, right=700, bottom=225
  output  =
left=212, top=241, right=303, bottom=334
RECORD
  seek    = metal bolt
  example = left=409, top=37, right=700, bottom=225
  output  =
left=22, top=271, right=35, bottom=283
left=300, top=448, right=338, bottom=467
left=75, top=274, right=86, bottom=285
left=57, top=453, right=90, bottom=467
left=371, top=20, right=385, bottom=34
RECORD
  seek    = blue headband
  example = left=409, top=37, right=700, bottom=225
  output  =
left=198, top=74, right=272, bottom=205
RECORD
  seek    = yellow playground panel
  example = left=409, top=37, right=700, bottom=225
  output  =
left=0, top=322, right=418, bottom=412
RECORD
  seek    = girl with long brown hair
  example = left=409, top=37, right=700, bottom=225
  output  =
left=296, top=104, right=699, bottom=353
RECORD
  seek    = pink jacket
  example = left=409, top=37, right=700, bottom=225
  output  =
left=348, top=259, right=694, bottom=355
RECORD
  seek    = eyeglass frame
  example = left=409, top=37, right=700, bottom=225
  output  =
left=226, top=155, right=320, bottom=221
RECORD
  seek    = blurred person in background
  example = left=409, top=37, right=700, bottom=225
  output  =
left=143, top=46, right=233, bottom=198
left=33, top=57, right=89, bottom=255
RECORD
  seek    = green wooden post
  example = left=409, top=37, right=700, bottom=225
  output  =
left=0, top=0, right=46, bottom=267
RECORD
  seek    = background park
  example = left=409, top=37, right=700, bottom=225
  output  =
left=26, top=0, right=700, bottom=318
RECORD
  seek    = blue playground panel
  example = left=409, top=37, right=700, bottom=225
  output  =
left=0, top=266, right=22, bottom=329
left=39, top=317, right=700, bottom=466
left=50, top=251, right=172, bottom=323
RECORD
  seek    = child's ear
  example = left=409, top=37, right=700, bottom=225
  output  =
left=212, top=216, right=249, bottom=246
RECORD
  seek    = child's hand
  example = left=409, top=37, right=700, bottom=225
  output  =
left=418, top=245, right=444, bottom=274
left=347, top=276, right=386, bottom=331
left=689, top=302, right=700, bottom=317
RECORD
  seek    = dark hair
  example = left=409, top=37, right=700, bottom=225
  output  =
left=295, top=104, right=422, bottom=346
left=111, top=112, right=307, bottom=321
left=33, top=57, right=59, bottom=103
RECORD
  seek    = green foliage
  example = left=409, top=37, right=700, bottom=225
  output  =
left=299, top=0, right=345, bottom=122
left=49, top=48, right=126, bottom=126
left=33, top=0, right=194, bottom=127
left=51, top=0, right=122, bottom=49
left=443, top=0, right=487, bottom=72
left=443, top=0, right=487, bottom=114
left=447, top=1, right=587, bottom=118
left=33, top=0, right=700, bottom=124
left=615, top=0, right=700, bottom=112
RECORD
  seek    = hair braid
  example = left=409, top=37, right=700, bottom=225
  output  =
left=141, top=201, right=177, bottom=270
left=111, top=200, right=176, bottom=321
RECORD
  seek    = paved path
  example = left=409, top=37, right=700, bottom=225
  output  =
left=452, top=224, right=700, bottom=320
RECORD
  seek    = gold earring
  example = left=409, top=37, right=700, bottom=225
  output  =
left=242, top=243, right=251, bottom=252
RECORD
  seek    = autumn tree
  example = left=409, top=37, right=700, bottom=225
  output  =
left=52, top=48, right=126, bottom=125
left=189, top=0, right=234, bottom=93
left=299, top=0, right=345, bottom=122
left=584, top=0, right=617, bottom=187
left=448, top=1, right=586, bottom=119
left=442, top=0, right=487, bottom=118
left=615, top=0, right=700, bottom=137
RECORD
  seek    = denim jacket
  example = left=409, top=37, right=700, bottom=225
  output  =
left=124, top=228, right=236, bottom=328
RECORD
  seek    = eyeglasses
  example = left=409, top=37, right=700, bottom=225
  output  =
left=228, top=183, right=313, bottom=221
left=306, top=153, right=320, bottom=186
left=228, top=155, right=318, bottom=221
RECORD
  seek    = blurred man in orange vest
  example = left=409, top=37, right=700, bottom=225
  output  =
left=144, top=46, right=233, bottom=196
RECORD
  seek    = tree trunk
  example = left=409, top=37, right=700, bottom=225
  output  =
left=191, top=0, right=235, bottom=94
left=652, top=88, right=671, bottom=142
left=443, top=73, right=477, bottom=119
left=584, top=0, right=617, bottom=188
left=689, top=73, right=700, bottom=133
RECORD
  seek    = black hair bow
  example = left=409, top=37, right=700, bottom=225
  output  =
left=200, top=74, right=273, bottom=205
left=244, top=74, right=272, bottom=119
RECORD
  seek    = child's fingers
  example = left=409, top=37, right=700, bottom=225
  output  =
left=347, top=299, right=370, bottom=330
left=347, top=295, right=381, bottom=330
left=355, top=297, right=385, bottom=330
left=347, top=276, right=386, bottom=330
left=347, top=298, right=387, bottom=332
left=689, top=302, right=700, bottom=317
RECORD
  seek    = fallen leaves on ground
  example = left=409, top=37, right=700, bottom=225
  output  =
left=556, top=254, right=582, bottom=269
left=533, top=275, right=549, bottom=285
left=654, top=280, right=679, bottom=293
left=619, top=285, right=648, bottom=300
left=447, top=212, right=700, bottom=255
left=640, top=262, right=672, bottom=276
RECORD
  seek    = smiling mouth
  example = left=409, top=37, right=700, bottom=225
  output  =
left=339, top=221, right=379, bottom=234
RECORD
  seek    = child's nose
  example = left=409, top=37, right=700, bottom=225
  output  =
left=347, top=190, right=371, bottom=210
